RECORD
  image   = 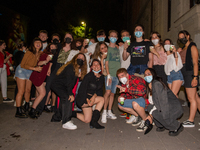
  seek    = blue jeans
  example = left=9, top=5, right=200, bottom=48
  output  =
left=105, top=76, right=119, bottom=94
left=118, top=97, right=146, bottom=108
left=127, top=64, right=147, bottom=75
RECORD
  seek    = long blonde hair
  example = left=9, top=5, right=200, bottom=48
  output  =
left=92, top=41, right=108, bottom=60
left=56, top=53, right=87, bottom=80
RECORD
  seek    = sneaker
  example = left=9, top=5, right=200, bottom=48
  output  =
left=182, top=101, right=188, bottom=107
left=120, top=113, right=127, bottom=117
left=132, top=116, right=141, bottom=126
left=169, top=124, right=184, bottom=136
left=62, top=121, right=77, bottom=130
left=126, top=115, right=137, bottom=124
left=101, top=113, right=107, bottom=123
left=3, top=98, right=14, bottom=103
left=107, top=112, right=117, bottom=120
left=182, top=120, right=195, bottom=127
left=136, top=120, right=147, bottom=132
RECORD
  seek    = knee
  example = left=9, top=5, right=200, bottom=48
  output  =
left=18, top=89, right=25, bottom=95
left=84, top=118, right=91, bottom=123
left=105, top=90, right=111, bottom=95
left=41, top=91, right=46, bottom=97
left=132, top=101, right=140, bottom=110
left=101, top=98, right=105, bottom=104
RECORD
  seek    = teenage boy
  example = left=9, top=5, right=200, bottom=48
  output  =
left=38, top=30, right=48, bottom=51
left=86, top=29, right=109, bottom=55
left=101, top=30, right=121, bottom=123
left=123, top=25, right=154, bottom=76
left=116, top=68, right=148, bottom=132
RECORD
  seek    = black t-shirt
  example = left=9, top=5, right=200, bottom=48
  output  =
left=127, top=40, right=152, bottom=66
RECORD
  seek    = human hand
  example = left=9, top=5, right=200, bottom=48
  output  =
left=124, top=42, right=129, bottom=50
left=145, top=115, right=153, bottom=124
left=68, top=95, right=74, bottom=102
left=35, top=66, right=42, bottom=72
left=116, top=85, right=126, bottom=93
left=191, top=78, right=198, bottom=87
left=46, top=55, right=52, bottom=62
left=8, top=54, right=13, bottom=58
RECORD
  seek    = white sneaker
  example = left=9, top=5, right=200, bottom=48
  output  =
left=107, top=112, right=117, bottom=120
left=101, top=113, right=107, bottom=123
left=126, top=115, right=137, bottom=124
left=62, top=121, right=77, bottom=130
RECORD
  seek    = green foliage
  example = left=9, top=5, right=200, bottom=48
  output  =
left=68, top=24, right=93, bottom=38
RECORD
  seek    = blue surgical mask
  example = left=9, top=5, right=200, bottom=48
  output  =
left=122, top=36, right=130, bottom=42
left=88, top=41, right=93, bottom=46
left=135, top=31, right=143, bottom=38
left=110, top=37, right=117, bottom=43
left=97, top=37, right=105, bottom=42
left=144, top=75, right=153, bottom=83
left=92, top=69, right=101, bottom=74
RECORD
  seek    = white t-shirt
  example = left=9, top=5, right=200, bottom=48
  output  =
left=119, top=45, right=130, bottom=69
left=86, top=42, right=109, bottom=55
left=164, top=52, right=183, bottom=75
left=64, top=50, right=79, bottom=64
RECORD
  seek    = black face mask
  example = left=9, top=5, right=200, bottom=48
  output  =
left=51, top=49, right=57, bottom=55
left=53, top=39, right=59, bottom=44
left=76, top=45, right=82, bottom=51
left=77, top=59, right=84, bottom=67
left=65, top=37, right=72, bottom=44
left=179, top=37, right=188, bottom=45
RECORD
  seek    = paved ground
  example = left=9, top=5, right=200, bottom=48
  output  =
left=0, top=77, right=200, bottom=150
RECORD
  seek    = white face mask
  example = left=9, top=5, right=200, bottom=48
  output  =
left=119, top=77, right=128, bottom=85
left=164, top=44, right=171, bottom=51
left=152, top=39, right=159, bottom=45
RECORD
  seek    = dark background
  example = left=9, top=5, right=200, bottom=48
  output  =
left=0, top=0, right=125, bottom=44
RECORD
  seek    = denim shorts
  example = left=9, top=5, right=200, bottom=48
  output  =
left=105, top=76, right=119, bottom=94
left=15, top=65, right=33, bottom=80
left=127, top=64, right=147, bottom=75
left=118, top=97, right=146, bottom=108
left=167, top=70, right=184, bottom=84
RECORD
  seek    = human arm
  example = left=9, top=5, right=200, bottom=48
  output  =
left=191, top=45, right=199, bottom=87
left=47, top=62, right=52, bottom=76
left=148, top=53, right=153, bottom=68
left=122, top=42, right=130, bottom=61
left=38, top=55, right=51, bottom=66
left=4, top=54, right=13, bottom=63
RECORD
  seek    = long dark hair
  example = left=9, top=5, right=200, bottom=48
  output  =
left=90, top=59, right=102, bottom=74
left=150, top=31, right=164, bottom=47
left=92, top=41, right=108, bottom=60
left=62, top=32, right=74, bottom=48
left=43, top=43, right=56, bottom=55
left=29, top=37, right=42, bottom=54
left=145, top=68, right=167, bottom=98
left=178, top=30, right=192, bottom=42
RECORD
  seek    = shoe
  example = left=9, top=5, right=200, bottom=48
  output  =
left=169, top=124, right=184, bottom=136
left=90, top=110, right=105, bottom=129
left=126, top=115, right=137, bottom=124
left=136, top=120, right=147, bottom=132
left=3, top=98, right=14, bottom=103
left=28, top=108, right=38, bottom=119
left=15, top=107, right=28, bottom=118
left=50, top=106, right=56, bottom=113
left=182, top=101, right=188, bottom=107
left=23, top=102, right=30, bottom=112
left=156, top=127, right=165, bottom=132
left=132, top=116, right=141, bottom=126
left=182, top=120, right=195, bottom=127
left=120, top=113, right=127, bottom=117
left=44, top=105, right=51, bottom=113
left=107, top=112, right=117, bottom=120
left=62, top=121, right=77, bottom=130
left=101, top=113, right=107, bottom=123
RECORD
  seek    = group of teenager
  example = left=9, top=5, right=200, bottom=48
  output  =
left=0, top=24, right=200, bottom=136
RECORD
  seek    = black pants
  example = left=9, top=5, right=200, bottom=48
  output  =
left=36, top=63, right=61, bottom=113
left=51, top=85, right=72, bottom=124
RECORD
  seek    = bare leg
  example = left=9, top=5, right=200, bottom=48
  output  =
left=77, top=106, right=92, bottom=123
left=32, top=83, right=46, bottom=109
left=118, top=104, right=138, bottom=116
left=108, top=93, right=114, bottom=110
left=103, top=90, right=111, bottom=110
left=93, top=96, right=104, bottom=111
left=45, top=91, right=51, bottom=105
left=16, top=77, right=25, bottom=107
left=132, top=101, right=147, bottom=120
left=171, top=80, right=183, bottom=98
left=185, top=88, right=197, bottom=122
left=24, top=79, right=32, bottom=103
left=52, top=92, right=57, bottom=106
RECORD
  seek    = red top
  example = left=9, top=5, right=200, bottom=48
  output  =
left=0, top=52, right=4, bottom=68
left=29, top=53, right=50, bottom=87
left=120, top=74, right=149, bottom=106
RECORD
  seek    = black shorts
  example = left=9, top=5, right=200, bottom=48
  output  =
left=181, top=65, right=199, bottom=88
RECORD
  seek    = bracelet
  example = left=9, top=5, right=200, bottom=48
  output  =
left=192, top=75, right=199, bottom=79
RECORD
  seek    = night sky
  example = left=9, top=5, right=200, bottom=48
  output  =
left=0, top=0, right=125, bottom=43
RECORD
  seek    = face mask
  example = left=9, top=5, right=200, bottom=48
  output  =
left=51, top=49, right=57, bottom=55
left=119, top=77, right=128, bottom=85
left=97, top=37, right=105, bottom=42
left=110, top=37, right=117, bottom=43
left=179, top=37, right=188, bottom=44
left=144, top=75, right=153, bottom=83
left=77, top=59, right=84, bottom=67
left=122, top=37, right=130, bottom=42
left=88, top=41, right=93, bottom=46
left=135, top=31, right=143, bottom=38
left=92, top=69, right=101, bottom=74
left=53, top=39, right=59, bottom=44
left=77, top=45, right=82, bottom=50
left=164, top=45, right=171, bottom=51
left=65, top=37, right=72, bottom=43
left=152, top=39, right=159, bottom=45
